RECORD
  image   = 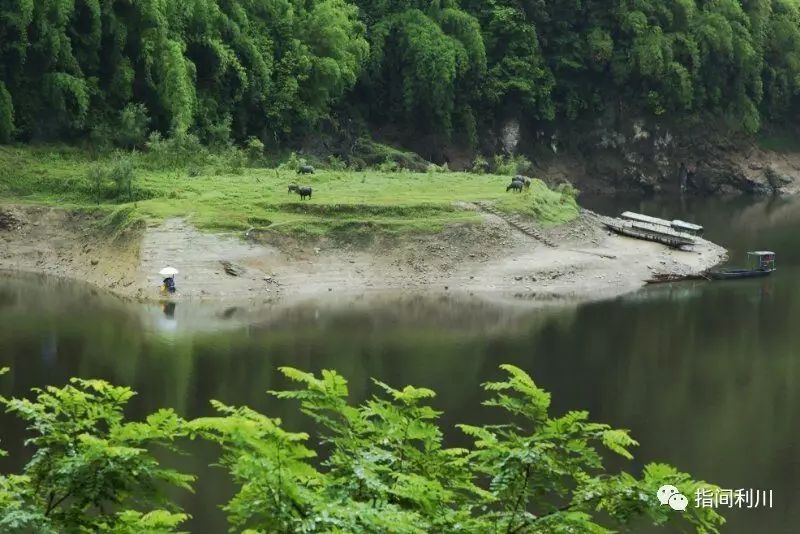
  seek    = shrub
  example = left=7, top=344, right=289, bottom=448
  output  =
left=116, top=103, right=150, bottom=148
left=471, top=155, right=490, bottom=174
left=109, top=156, right=135, bottom=200
left=557, top=180, right=580, bottom=200
left=280, top=151, right=307, bottom=171
left=351, top=138, right=429, bottom=172
left=493, top=154, right=532, bottom=175
left=219, top=146, right=246, bottom=174
left=0, top=82, right=14, bottom=143
left=245, top=136, right=265, bottom=164
left=186, top=163, right=203, bottom=177
left=203, top=115, right=233, bottom=150
left=144, top=132, right=209, bottom=170
left=426, top=162, right=450, bottom=173
left=86, top=165, right=107, bottom=203
left=89, top=104, right=150, bottom=150
left=378, top=158, right=400, bottom=172
left=327, top=154, right=348, bottom=170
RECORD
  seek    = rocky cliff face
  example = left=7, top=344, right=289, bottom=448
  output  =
left=311, top=113, right=800, bottom=196
left=518, top=117, right=800, bottom=196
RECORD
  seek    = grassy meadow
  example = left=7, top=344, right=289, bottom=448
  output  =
left=0, top=145, right=579, bottom=238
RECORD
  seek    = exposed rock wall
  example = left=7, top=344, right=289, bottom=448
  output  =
left=516, top=118, right=800, bottom=196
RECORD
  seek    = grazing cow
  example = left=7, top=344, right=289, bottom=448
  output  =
left=515, top=175, right=532, bottom=188
left=296, top=186, right=313, bottom=200
left=288, top=184, right=299, bottom=194
left=298, top=165, right=315, bottom=175
left=507, top=181, right=524, bottom=193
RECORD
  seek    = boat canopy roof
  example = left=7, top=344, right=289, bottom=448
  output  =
left=672, top=220, right=704, bottom=232
left=621, top=211, right=671, bottom=226
left=748, top=251, right=776, bottom=256
left=621, top=212, right=704, bottom=233
left=628, top=222, right=696, bottom=242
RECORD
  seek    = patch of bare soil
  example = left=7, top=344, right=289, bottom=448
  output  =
left=0, top=204, right=726, bottom=306
left=0, top=205, right=141, bottom=294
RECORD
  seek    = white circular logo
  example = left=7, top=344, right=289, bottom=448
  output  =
left=668, top=493, right=689, bottom=511
left=657, top=484, right=688, bottom=511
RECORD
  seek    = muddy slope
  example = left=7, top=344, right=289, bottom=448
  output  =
left=0, top=204, right=726, bottom=305
left=0, top=206, right=141, bottom=293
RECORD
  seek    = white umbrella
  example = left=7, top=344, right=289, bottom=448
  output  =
left=159, top=267, right=179, bottom=277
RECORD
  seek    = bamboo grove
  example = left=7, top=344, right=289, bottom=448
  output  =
left=2, top=1, right=800, bottom=146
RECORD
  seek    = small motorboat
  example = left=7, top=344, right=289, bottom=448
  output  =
left=709, top=251, right=776, bottom=280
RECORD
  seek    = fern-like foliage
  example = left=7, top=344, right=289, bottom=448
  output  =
left=192, top=365, right=724, bottom=533
left=0, top=365, right=725, bottom=533
left=0, top=378, right=194, bottom=533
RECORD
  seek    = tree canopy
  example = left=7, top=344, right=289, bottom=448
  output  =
left=0, top=0, right=368, bottom=144
left=2, top=0, right=800, bottom=145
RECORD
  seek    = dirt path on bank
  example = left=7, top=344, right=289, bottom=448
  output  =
left=0, top=203, right=726, bottom=305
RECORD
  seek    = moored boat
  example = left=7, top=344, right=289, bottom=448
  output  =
left=603, top=219, right=696, bottom=248
left=621, top=211, right=704, bottom=237
left=709, top=269, right=773, bottom=280
left=709, top=251, right=776, bottom=280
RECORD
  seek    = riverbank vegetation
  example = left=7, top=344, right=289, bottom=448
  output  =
left=0, top=145, right=579, bottom=237
left=2, top=1, right=800, bottom=151
left=0, top=365, right=724, bottom=533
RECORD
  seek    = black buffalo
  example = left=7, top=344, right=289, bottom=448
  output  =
left=507, top=181, right=524, bottom=193
left=514, top=175, right=532, bottom=188
left=296, top=186, right=313, bottom=200
left=298, top=165, right=315, bottom=175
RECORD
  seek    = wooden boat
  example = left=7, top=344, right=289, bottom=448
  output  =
left=709, top=251, right=776, bottom=280
left=709, top=269, right=773, bottom=280
left=603, top=219, right=696, bottom=248
left=621, top=212, right=704, bottom=236
left=647, top=272, right=710, bottom=284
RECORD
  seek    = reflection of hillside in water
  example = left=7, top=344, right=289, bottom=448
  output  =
left=729, top=196, right=800, bottom=232
left=242, top=293, right=579, bottom=337
left=623, top=282, right=706, bottom=303
left=0, top=274, right=581, bottom=417
left=0, top=273, right=581, bottom=338
left=538, top=278, right=800, bottom=533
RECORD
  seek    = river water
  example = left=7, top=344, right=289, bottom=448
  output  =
left=2, top=194, right=800, bottom=532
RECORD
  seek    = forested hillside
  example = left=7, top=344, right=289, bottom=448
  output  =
left=1, top=0, right=800, bottom=150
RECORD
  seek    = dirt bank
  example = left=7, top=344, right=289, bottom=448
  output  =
left=0, top=204, right=726, bottom=305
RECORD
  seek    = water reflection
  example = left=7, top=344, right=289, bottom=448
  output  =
left=162, top=301, right=177, bottom=319
left=2, top=195, right=800, bottom=532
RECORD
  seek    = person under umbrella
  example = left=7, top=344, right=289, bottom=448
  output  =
left=159, top=267, right=179, bottom=293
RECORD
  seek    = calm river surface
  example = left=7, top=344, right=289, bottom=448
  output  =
left=2, top=194, right=800, bottom=532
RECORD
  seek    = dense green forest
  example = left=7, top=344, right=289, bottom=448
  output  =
left=2, top=0, right=800, bottom=149
left=0, top=365, right=724, bottom=533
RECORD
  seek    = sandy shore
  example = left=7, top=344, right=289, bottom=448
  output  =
left=0, top=204, right=726, bottom=306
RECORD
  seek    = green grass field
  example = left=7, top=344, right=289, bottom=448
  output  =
left=0, top=146, right=579, bottom=237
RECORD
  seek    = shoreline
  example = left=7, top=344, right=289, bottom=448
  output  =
left=0, top=204, right=727, bottom=307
